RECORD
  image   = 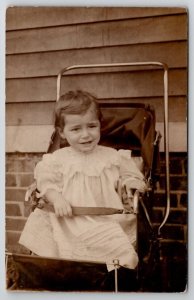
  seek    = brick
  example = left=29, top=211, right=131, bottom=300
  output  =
left=159, top=175, right=187, bottom=191
left=5, top=152, right=188, bottom=255
left=19, top=173, right=34, bottom=187
left=6, top=153, right=26, bottom=160
left=160, top=153, right=187, bottom=175
left=160, top=225, right=185, bottom=240
left=6, top=203, right=22, bottom=216
left=6, top=218, right=26, bottom=231
left=16, top=159, right=36, bottom=172
left=160, top=240, right=187, bottom=258
left=6, top=232, right=31, bottom=254
left=6, top=188, right=26, bottom=202
left=24, top=203, right=33, bottom=217
left=170, top=176, right=187, bottom=191
left=167, top=209, right=187, bottom=225
left=183, top=158, right=187, bottom=174
left=6, top=231, right=21, bottom=246
left=22, top=153, right=43, bottom=160
left=6, top=174, right=17, bottom=187
left=153, top=192, right=177, bottom=207
left=6, top=243, right=31, bottom=254
left=151, top=208, right=164, bottom=223
left=180, top=193, right=187, bottom=208
left=169, top=159, right=183, bottom=175
left=6, top=153, right=42, bottom=161
left=6, top=154, right=41, bottom=173
left=158, top=176, right=166, bottom=190
left=6, top=161, right=15, bottom=172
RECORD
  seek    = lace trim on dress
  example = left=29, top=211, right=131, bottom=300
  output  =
left=38, top=146, right=122, bottom=177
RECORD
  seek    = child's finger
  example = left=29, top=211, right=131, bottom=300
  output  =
left=127, top=189, right=134, bottom=198
left=55, top=207, right=63, bottom=217
left=54, top=203, right=66, bottom=217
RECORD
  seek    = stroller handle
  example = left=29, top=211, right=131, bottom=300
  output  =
left=56, top=62, right=170, bottom=235
left=57, top=62, right=168, bottom=102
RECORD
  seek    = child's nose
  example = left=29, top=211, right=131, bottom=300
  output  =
left=81, top=128, right=90, bottom=138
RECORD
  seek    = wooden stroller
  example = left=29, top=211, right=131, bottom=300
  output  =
left=6, top=62, right=170, bottom=292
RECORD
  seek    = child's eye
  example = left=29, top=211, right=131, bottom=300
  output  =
left=88, top=124, right=98, bottom=128
left=71, top=127, right=80, bottom=131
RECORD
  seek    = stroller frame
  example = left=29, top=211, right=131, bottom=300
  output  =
left=57, top=61, right=170, bottom=235
left=6, top=61, right=170, bottom=292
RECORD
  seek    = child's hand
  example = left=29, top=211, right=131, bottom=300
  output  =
left=121, top=185, right=135, bottom=212
left=45, top=189, right=72, bottom=217
left=53, top=196, right=72, bottom=218
left=122, top=179, right=147, bottom=212
left=124, top=179, right=147, bottom=194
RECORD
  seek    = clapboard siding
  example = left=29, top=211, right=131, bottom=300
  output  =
left=6, top=96, right=187, bottom=126
left=6, top=7, right=186, bottom=31
left=6, top=69, right=187, bottom=103
left=6, top=122, right=187, bottom=153
left=6, top=7, right=188, bottom=152
left=6, top=14, right=187, bottom=55
left=6, top=41, right=187, bottom=79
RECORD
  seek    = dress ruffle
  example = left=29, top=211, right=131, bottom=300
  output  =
left=35, top=146, right=121, bottom=178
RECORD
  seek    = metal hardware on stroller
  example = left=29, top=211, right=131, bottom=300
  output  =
left=113, top=259, right=120, bottom=292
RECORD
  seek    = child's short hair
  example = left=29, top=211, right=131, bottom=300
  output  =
left=55, top=90, right=102, bottom=130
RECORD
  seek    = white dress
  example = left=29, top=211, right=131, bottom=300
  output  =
left=19, top=145, right=144, bottom=271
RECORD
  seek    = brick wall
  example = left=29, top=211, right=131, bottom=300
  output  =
left=6, top=153, right=42, bottom=254
left=6, top=152, right=187, bottom=254
left=5, top=152, right=187, bottom=291
left=154, top=153, right=187, bottom=242
left=148, top=153, right=187, bottom=292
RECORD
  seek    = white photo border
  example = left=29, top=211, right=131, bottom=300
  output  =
left=1, top=1, right=192, bottom=299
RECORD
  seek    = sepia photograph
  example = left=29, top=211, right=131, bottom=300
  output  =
left=5, top=6, right=188, bottom=293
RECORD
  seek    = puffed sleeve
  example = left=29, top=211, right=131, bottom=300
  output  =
left=34, top=153, right=64, bottom=197
left=118, top=150, right=145, bottom=187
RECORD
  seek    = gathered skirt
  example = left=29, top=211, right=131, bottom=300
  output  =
left=19, top=208, right=138, bottom=271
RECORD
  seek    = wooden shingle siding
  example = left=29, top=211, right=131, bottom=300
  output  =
left=6, top=14, right=187, bottom=54
left=6, top=122, right=187, bottom=153
left=6, top=41, right=187, bottom=79
left=6, top=7, right=186, bottom=30
left=6, top=69, right=187, bottom=102
left=6, top=7, right=188, bottom=152
left=6, top=96, right=186, bottom=125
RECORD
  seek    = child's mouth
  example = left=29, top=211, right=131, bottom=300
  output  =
left=80, top=141, right=92, bottom=145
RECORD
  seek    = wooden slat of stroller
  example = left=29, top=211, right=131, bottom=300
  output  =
left=40, top=204, right=125, bottom=215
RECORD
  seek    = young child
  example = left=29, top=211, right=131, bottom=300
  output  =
left=19, top=90, right=146, bottom=272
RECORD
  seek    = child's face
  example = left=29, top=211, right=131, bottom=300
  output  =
left=60, top=106, right=101, bottom=153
